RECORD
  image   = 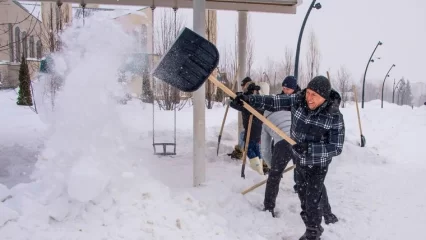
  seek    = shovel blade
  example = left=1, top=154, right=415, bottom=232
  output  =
left=360, top=135, right=366, bottom=147
left=152, top=27, right=220, bottom=92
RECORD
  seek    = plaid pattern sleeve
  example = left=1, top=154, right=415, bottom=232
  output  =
left=249, top=94, right=297, bottom=112
left=309, top=112, right=345, bottom=160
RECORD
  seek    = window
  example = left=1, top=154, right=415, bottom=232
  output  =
left=22, top=32, right=28, bottom=58
left=15, top=27, right=21, bottom=61
left=36, top=40, right=42, bottom=59
left=29, top=36, right=35, bottom=58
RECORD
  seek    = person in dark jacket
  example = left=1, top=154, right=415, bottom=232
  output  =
left=261, top=76, right=301, bottom=216
left=228, top=77, right=254, bottom=160
left=232, top=76, right=345, bottom=240
left=230, top=81, right=265, bottom=174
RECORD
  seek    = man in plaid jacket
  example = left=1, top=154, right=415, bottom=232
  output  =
left=232, top=76, right=345, bottom=240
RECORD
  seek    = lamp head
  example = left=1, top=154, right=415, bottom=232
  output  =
left=314, top=3, right=322, bottom=9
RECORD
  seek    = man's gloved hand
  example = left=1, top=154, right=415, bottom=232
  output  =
left=292, top=142, right=309, bottom=156
left=232, top=92, right=250, bottom=106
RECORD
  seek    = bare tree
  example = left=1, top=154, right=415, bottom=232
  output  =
left=284, top=46, right=294, bottom=77
left=205, top=10, right=217, bottom=109
left=305, top=29, right=321, bottom=81
left=154, top=8, right=187, bottom=111
left=334, top=66, right=351, bottom=108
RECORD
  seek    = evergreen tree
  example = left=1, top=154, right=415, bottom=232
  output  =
left=403, top=80, right=413, bottom=105
left=17, top=55, right=33, bottom=106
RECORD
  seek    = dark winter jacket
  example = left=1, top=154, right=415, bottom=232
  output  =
left=247, top=88, right=345, bottom=167
left=230, top=92, right=264, bottom=143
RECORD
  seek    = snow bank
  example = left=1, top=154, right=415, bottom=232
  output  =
left=0, top=15, right=262, bottom=240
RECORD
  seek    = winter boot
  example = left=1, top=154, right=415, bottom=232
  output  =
left=227, top=145, right=243, bottom=160
left=262, top=207, right=276, bottom=218
left=249, top=157, right=264, bottom=175
left=262, top=160, right=270, bottom=175
left=299, top=226, right=323, bottom=240
left=324, top=213, right=338, bottom=225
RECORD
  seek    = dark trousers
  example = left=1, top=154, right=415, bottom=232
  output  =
left=295, top=165, right=330, bottom=227
left=247, top=140, right=261, bottom=159
left=263, top=140, right=332, bottom=222
left=263, top=140, right=293, bottom=210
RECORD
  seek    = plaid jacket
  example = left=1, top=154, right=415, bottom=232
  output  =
left=248, top=89, right=345, bottom=167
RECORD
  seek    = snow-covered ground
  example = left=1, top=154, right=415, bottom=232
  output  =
left=1, top=16, right=426, bottom=240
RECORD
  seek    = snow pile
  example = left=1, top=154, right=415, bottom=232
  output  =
left=0, top=17, right=264, bottom=240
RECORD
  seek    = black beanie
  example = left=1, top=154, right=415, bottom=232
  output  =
left=307, top=76, right=331, bottom=99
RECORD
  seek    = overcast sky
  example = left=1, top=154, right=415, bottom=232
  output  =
left=67, top=0, right=426, bottom=87
left=159, top=0, right=426, bottom=89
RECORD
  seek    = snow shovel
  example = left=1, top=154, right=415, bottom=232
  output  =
left=352, top=85, right=366, bottom=147
left=241, top=115, right=253, bottom=178
left=217, top=78, right=238, bottom=156
left=151, top=27, right=296, bottom=147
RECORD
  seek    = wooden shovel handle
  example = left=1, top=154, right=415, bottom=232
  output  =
left=218, top=79, right=238, bottom=138
left=242, top=115, right=253, bottom=166
left=208, top=76, right=296, bottom=146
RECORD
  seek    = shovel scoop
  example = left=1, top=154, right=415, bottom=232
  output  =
left=152, top=27, right=219, bottom=92
left=152, top=27, right=296, bottom=147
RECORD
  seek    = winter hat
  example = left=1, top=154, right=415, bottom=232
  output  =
left=282, top=76, right=297, bottom=90
left=307, top=75, right=331, bottom=99
left=241, top=77, right=252, bottom=87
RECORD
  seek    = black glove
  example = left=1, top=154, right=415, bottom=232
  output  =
left=232, top=92, right=250, bottom=106
left=292, top=142, right=309, bottom=156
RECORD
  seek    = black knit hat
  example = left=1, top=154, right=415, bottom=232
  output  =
left=241, top=77, right=252, bottom=87
left=307, top=76, right=331, bottom=99
left=282, top=76, right=297, bottom=90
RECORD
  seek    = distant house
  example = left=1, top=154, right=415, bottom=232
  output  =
left=0, top=0, right=43, bottom=88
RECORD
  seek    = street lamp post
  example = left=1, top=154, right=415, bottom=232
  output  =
left=381, top=64, right=395, bottom=108
left=361, top=41, right=383, bottom=108
left=294, top=0, right=321, bottom=81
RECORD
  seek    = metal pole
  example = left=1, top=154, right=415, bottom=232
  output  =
left=237, top=11, right=247, bottom=137
left=294, top=0, right=321, bottom=81
left=381, top=64, right=395, bottom=108
left=361, top=41, right=382, bottom=108
left=192, top=0, right=206, bottom=187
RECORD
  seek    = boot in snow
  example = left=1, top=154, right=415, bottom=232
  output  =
left=262, top=160, right=270, bottom=175
left=324, top=213, right=338, bottom=225
left=262, top=207, right=276, bottom=218
left=299, top=226, right=323, bottom=240
left=249, top=157, right=264, bottom=175
left=227, top=145, right=243, bottom=160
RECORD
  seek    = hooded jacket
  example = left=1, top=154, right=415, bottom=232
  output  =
left=260, top=86, right=302, bottom=166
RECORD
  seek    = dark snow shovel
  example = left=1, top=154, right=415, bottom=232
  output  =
left=353, top=85, right=366, bottom=147
left=152, top=27, right=296, bottom=147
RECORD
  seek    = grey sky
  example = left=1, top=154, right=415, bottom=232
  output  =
left=176, top=0, right=426, bottom=87
left=37, top=0, right=426, bottom=86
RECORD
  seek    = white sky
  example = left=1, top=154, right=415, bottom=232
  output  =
left=26, top=0, right=426, bottom=87
left=177, top=0, right=426, bottom=87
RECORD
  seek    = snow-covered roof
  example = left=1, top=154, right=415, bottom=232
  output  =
left=15, top=1, right=42, bottom=22
left=18, top=1, right=147, bottom=22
